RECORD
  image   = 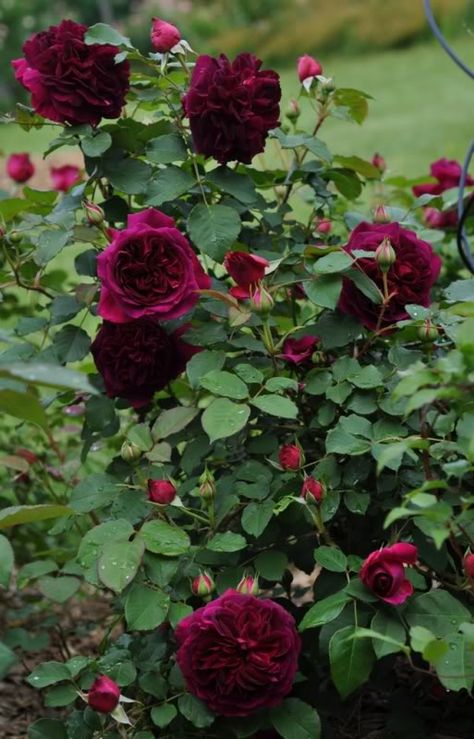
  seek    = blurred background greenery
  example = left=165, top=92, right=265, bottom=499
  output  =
left=0, top=0, right=473, bottom=176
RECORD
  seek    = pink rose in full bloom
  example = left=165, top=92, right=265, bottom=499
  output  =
left=7, top=153, right=35, bottom=183
left=12, top=20, right=129, bottom=126
left=183, top=53, right=281, bottom=164
left=412, top=158, right=474, bottom=229
left=50, top=165, right=81, bottom=192
left=147, top=479, right=176, bottom=504
left=175, top=590, right=300, bottom=716
left=97, top=208, right=210, bottom=323
left=151, top=17, right=181, bottom=52
left=224, top=250, right=269, bottom=299
left=360, top=543, right=418, bottom=605
left=297, top=55, right=323, bottom=82
left=281, top=336, right=319, bottom=365
left=338, top=221, right=441, bottom=331
left=87, top=675, right=120, bottom=713
left=278, top=444, right=303, bottom=471
left=91, top=320, right=199, bottom=408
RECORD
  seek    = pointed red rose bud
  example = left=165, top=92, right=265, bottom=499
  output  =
left=250, top=285, right=274, bottom=314
left=236, top=574, right=259, bottom=596
left=87, top=675, right=120, bottom=714
left=151, top=17, right=181, bottom=53
left=15, top=448, right=39, bottom=465
left=199, top=468, right=216, bottom=500
left=50, top=164, right=81, bottom=192
left=418, top=319, right=438, bottom=343
left=314, top=217, right=332, bottom=235
left=297, top=55, right=323, bottom=82
left=373, top=205, right=390, bottom=224
left=464, top=553, right=474, bottom=579
left=7, top=153, right=35, bottom=183
left=285, top=99, right=301, bottom=122
left=147, top=479, right=176, bottom=505
left=279, top=444, right=304, bottom=471
left=301, top=477, right=325, bottom=503
left=192, top=571, right=215, bottom=597
left=120, top=440, right=141, bottom=463
left=372, top=152, right=386, bottom=174
left=84, top=200, right=105, bottom=226
left=375, top=237, right=396, bottom=272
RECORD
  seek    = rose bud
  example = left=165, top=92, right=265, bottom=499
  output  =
left=418, top=319, right=438, bottom=343
left=84, top=200, right=105, bottom=226
left=373, top=205, right=390, bottom=224
left=192, top=571, right=215, bottom=597
left=87, top=675, right=120, bottom=714
left=464, top=553, right=474, bottom=579
left=147, top=479, right=176, bottom=505
left=7, top=153, right=35, bottom=183
left=375, top=236, right=396, bottom=272
left=301, top=477, right=324, bottom=504
left=16, top=448, right=39, bottom=465
left=236, top=574, right=259, bottom=596
left=151, top=17, right=181, bottom=53
left=372, top=152, right=386, bottom=174
left=279, top=444, right=304, bottom=471
left=50, top=164, right=81, bottom=192
left=314, top=217, right=332, bottom=235
left=8, top=230, right=22, bottom=243
left=285, top=99, right=301, bottom=122
left=250, top=285, right=274, bottom=314
left=199, top=468, right=216, bottom=500
left=311, top=350, right=327, bottom=365
left=297, top=54, right=323, bottom=83
left=120, top=440, right=141, bottom=463
left=360, top=542, right=418, bottom=605
left=319, top=76, right=336, bottom=93
left=224, top=251, right=269, bottom=299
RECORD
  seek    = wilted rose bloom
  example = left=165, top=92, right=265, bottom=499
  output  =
left=7, top=153, right=35, bottom=183
left=151, top=17, right=181, bottom=52
left=464, top=553, right=474, bottom=579
left=97, top=208, right=210, bottom=323
left=91, top=320, right=199, bottom=408
left=175, top=590, right=300, bottom=715
left=183, top=53, right=281, bottom=165
left=372, top=152, right=386, bottom=173
left=278, top=444, right=303, bottom=471
left=281, top=336, right=319, bottom=365
left=301, top=477, right=324, bottom=503
left=12, top=20, right=129, bottom=126
left=87, top=675, right=120, bottom=713
left=297, top=54, right=323, bottom=82
left=338, top=221, right=441, bottom=330
left=224, top=250, right=269, bottom=299
left=50, top=165, right=81, bottom=192
left=147, top=479, right=176, bottom=504
left=360, top=543, right=418, bottom=605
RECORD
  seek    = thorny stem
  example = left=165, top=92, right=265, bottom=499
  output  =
left=281, top=109, right=329, bottom=206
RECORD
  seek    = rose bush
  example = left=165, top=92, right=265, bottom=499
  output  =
left=0, top=15, right=473, bottom=739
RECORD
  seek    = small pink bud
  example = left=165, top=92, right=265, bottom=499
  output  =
left=464, top=553, right=474, bottom=579
left=192, top=571, right=215, bottom=597
left=147, top=479, right=176, bottom=505
left=236, top=574, right=259, bottom=596
left=279, top=444, right=304, bottom=471
left=286, top=99, right=301, bottom=121
left=373, top=205, right=390, bottom=224
left=84, top=200, right=105, bottom=226
left=297, top=55, right=323, bottom=83
left=372, top=152, right=386, bottom=174
left=7, top=153, right=35, bottom=183
left=250, top=285, right=274, bottom=314
left=301, top=477, right=325, bottom=503
left=87, top=675, right=120, bottom=714
left=314, top=217, right=332, bottom=235
left=151, top=17, right=181, bottom=53
left=375, top=237, right=396, bottom=272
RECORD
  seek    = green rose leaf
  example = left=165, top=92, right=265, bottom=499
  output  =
left=140, top=520, right=191, bottom=557
left=202, top=398, right=250, bottom=442
left=188, top=203, right=241, bottom=261
left=270, top=698, right=321, bottom=739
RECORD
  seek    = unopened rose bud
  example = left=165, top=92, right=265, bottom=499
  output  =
left=464, top=553, right=474, bottom=579
left=84, top=200, right=105, bottom=226
left=311, top=350, right=327, bottom=365
left=147, top=479, right=176, bottom=505
left=0, top=227, right=6, bottom=239
left=120, top=440, right=141, bottom=463
left=286, top=99, right=301, bottom=122
left=250, top=285, right=274, bottom=314
left=372, top=152, right=386, bottom=174
left=297, top=55, right=323, bottom=83
left=373, top=205, right=390, bottom=224
left=375, top=237, right=396, bottom=272
left=236, top=574, right=259, bottom=596
left=8, top=230, right=22, bottom=243
left=151, top=17, right=181, bottom=53
left=278, top=443, right=304, bottom=471
left=417, top=319, right=438, bottom=343
left=301, top=476, right=324, bottom=504
left=199, top=468, right=216, bottom=500
left=87, top=675, right=120, bottom=714
left=192, top=571, right=215, bottom=597
left=314, top=217, right=332, bottom=235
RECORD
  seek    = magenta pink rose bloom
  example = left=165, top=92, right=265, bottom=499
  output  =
left=87, top=675, right=120, bottom=713
left=151, top=17, right=181, bottom=52
left=338, top=221, right=441, bottom=331
left=12, top=20, right=129, bottom=127
left=91, top=319, right=199, bottom=408
left=360, top=543, right=418, bottom=605
left=50, top=165, right=81, bottom=192
left=97, top=208, right=210, bottom=323
left=224, top=250, right=269, bottom=299
left=175, top=590, right=300, bottom=716
left=183, top=53, right=281, bottom=165
left=7, top=153, right=35, bottom=183
left=297, top=55, right=323, bottom=82
left=413, top=157, right=474, bottom=197
left=281, top=336, right=319, bottom=365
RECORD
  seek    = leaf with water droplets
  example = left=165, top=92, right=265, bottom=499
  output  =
left=98, top=539, right=144, bottom=593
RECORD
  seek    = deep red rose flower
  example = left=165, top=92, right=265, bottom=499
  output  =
left=147, top=479, right=176, bottom=504
left=12, top=20, right=130, bottom=126
left=91, top=319, right=199, bottom=408
left=175, top=590, right=300, bottom=716
left=297, top=55, right=323, bottom=82
left=7, top=153, right=35, bottom=183
left=301, top=477, right=324, bottom=503
left=87, top=675, right=120, bottom=713
left=338, top=221, right=441, bottom=331
left=224, top=250, right=269, bottom=299
left=372, top=152, right=386, bottom=174
left=413, top=157, right=474, bottom=198
left=278, top=444, right=303, bottom=471
left=360, top=543, right=418, bottom=605
left=97, top=208, right=210, bottom=323
left=281, top=336, right=319, bottom=365
left=50, top=165, right=81, bottom=192
left=424, top=206, right=457, bottom=230
left=183, top=53, right=281, bottom=165
left=464, top=553, right=474, bottom=580
left=151, top=17, right=181, bottom=52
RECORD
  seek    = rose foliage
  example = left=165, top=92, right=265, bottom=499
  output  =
left=0, top=16, right=473, bottom=739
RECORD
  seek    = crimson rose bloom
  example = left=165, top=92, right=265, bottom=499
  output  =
left=360, top=543, right=418, bottom=605
left=338, top=221, right=441, bottom=330
left=413, top=158, right=474, bottom=197
left=175, top=590, right=300, bottom=716
left=87, top=675, right=120, bottom=713
left=183, top=53, right=281, bottom=165
left=147, top=479, right=176, bottom=504
left=12, top=20, right=129, bottom=126
left=7, top=153, right=35, bottom=183
left=91, top=320, right=198, bottom=408
left=224, top=250, right=269, bottom=299
left=50, top=165, right=81, bottom=192
left=97, top=208, right=210, bottom=323
left=281, top=336, right=319, bottom=365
